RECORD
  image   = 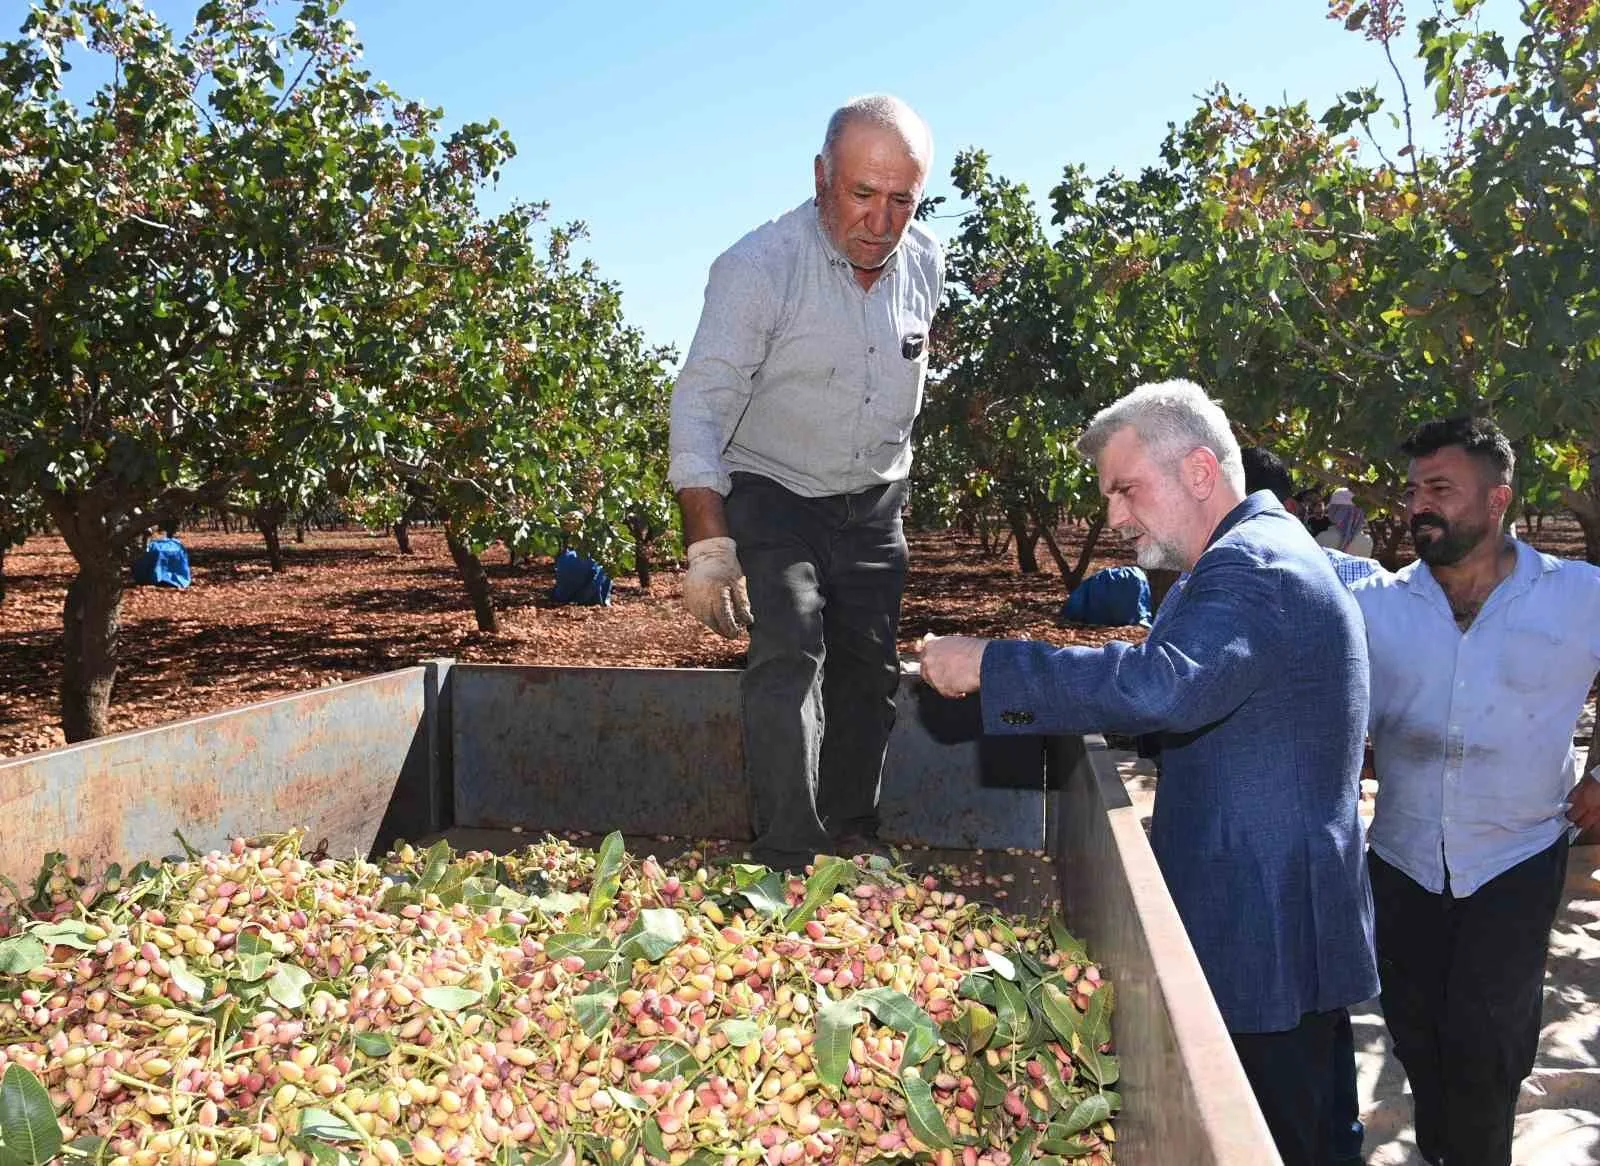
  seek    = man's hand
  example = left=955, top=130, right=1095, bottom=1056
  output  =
left=1567, top=772, right=1600, bottom=838
left=917, top=634, right=989, bottom=699
left=683, top=537, right=754, bottom=639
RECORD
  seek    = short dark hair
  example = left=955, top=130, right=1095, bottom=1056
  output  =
left=1400, top=416, right=1514, bottom=486
left=1240, top=446, right=1295, bottom=501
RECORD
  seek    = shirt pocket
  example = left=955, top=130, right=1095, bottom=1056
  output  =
left=877, top=306, right=932, bottom=441
left=1497, top=615, right=1567, bottom=694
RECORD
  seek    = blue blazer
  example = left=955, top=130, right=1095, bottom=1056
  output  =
left=981, top=492, right=1378, bottom=1032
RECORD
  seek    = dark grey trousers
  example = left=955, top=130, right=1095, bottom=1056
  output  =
left=724, top=472, right=908, bottom=865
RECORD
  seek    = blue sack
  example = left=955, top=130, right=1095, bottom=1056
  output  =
left=132, top=537, right=192, bottom=590
left=550, top=548, right=612, bottom=606
left=1059, top=565, right=1151, bottom=628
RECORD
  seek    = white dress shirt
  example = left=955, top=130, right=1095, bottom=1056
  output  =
left=1352, top=540, right=1600, bottom=896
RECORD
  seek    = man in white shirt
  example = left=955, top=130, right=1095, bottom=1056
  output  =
left=1352, top=416, right=1600, bottom=1166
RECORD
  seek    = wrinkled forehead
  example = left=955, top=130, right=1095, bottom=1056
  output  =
left=1095, top=427, right=1166, bottom=488
left=832, top=122, right=928, bottom=174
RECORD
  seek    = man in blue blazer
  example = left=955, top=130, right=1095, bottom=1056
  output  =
left=921, top=380, right=1378, bottom=1166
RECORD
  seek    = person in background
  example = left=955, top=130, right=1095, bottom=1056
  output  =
left=667, top=95, right=944, bottom=872
left=1297, top=488, right=1333, bottom=538
left=1318, top=487, right=1374, bottom=557
left=1244, top=450, right=1381, bottom=588
left=920, top=381, right=1378, bottom=1166
left=1352, top=416, right=1600, bottom=1166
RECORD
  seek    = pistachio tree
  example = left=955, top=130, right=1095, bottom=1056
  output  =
left=1, top=0, right=532, bottom=736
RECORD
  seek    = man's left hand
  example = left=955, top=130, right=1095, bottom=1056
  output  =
left=1567, top=772, right=1600, bottom=837
left=917, top=634, right=989, bottom=699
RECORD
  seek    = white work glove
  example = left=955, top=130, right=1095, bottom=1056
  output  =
left=684, top=536, right=754, bottom=639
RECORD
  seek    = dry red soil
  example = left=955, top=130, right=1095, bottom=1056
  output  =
left=0, top=520, right=1155, bottom=756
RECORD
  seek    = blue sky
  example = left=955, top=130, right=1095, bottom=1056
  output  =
left=7, top=0, right=1508, bottom=357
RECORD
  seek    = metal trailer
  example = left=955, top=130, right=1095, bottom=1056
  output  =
left=0, top=663, right=1279, bottom=1164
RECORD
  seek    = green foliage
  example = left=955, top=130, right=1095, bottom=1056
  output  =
left=0, top=0, right=678, bottom=733
left=917, top=152, right=1101, bottom=554
left=377, top=219, right=677, bottom=572
left=0, top=1064, right=60, bottom=1165
left=926, top=0, right=1599, bottom=562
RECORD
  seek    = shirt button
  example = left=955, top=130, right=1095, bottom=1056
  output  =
left=868, top=346, right=876, bottom=353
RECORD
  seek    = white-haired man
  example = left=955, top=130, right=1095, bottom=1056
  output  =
left=921, top=380, right=1379, bottom=1166
left=668, top=96, right=944, bottom=871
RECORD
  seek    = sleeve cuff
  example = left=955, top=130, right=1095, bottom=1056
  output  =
left=668, top=456, right=731, bottom=496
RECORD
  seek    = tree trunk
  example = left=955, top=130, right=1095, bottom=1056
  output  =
left=635, top=533, right=654, bottom=593
left=42, top=491, right=132, bottom=742
left=444, top=523, right=498, bottom=633
left=1567, top=476, right=1600, bottom=565
left=0, top=544, right=6, bottom=606
left=393, top=517, right=413, bottom=555
left=61, top=559, right=123, bottom=742
left=1577, top=509, right=1600, bottom=566
left=1006, top=506, right=1040, bottom=573
left=628, top=516, right=655, bottom=593
left=250, top=502, right=289, bottom=572
left=294, top=520, right=306, bottom=544
left=1034, top=509, right=1070, bottom=578
left=1052, top=510, right=1106, bottom=592
left=1371, top=515, right=1410, bottom=571
left=1587, top=698, right=1598, bottom=779
left=975, top=511, right=994, bottom=555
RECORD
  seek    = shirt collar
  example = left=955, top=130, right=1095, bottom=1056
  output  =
left=1397, top=537, right=1552, bottom=605
left=811, top=199, right=901, bottom=277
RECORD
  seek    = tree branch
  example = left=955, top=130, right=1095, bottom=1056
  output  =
left=1283, top=256, right=1405, bottom=366
left=1381, top=28, right=1422, bottom=186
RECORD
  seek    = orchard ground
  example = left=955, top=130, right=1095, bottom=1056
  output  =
left=0, top=521, right=1151, bottom=758
left=1, top=516, right=1597, bottom=1164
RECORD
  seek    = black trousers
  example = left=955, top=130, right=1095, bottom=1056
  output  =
left=1328, top=1007, right=1364, bottom=1161
left=1369, top=837, right=1569, bottom=1166
left=1233, top=1008, right=1344, bottom=1166
left=724, top=473, right=908, bottom=866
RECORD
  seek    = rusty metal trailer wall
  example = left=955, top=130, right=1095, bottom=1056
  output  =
left=1048, top=736, right=1281, bottom=1165
left=0, top=662, right=1277, bottom=1163
left=0, top=665, right=450, bottom=889
left=447, top=664, right=1048, bottom=850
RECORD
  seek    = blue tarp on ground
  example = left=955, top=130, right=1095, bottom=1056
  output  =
left=133, top=538, right=191, bottom=590
left=1059, top=564, right=1151, bottom=628
left=550, top=549, right=612, bottom=606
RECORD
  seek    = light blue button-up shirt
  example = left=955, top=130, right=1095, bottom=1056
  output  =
left=1352, top=541, right=1600, bottom=896
left=668, top=200, right=943, bottom=499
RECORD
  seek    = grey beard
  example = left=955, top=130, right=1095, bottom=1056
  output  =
left=1136, top=538, right=1188, bottom=572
